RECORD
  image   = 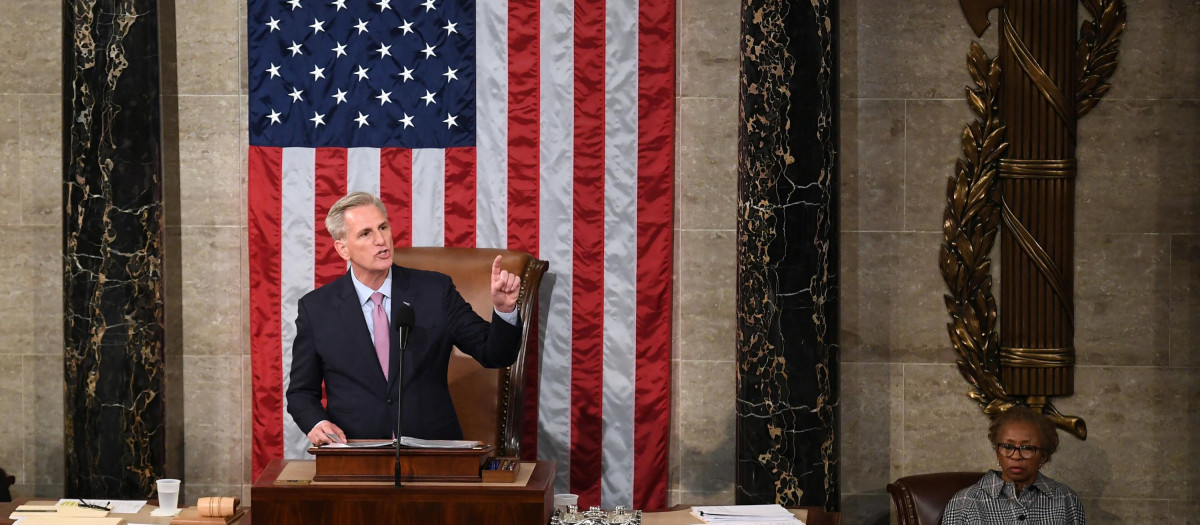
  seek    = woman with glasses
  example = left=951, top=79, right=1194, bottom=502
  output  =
left=941, top=405, right=1085, bottom=524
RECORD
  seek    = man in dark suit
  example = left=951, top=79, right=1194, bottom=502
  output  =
left=286, top=192, right=522, bottom=446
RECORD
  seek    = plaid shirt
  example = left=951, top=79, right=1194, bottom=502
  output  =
left=941, top=470, right=1085, bottom=524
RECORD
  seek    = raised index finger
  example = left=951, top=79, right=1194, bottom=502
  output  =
left=491, top=255, right=503, bottom=280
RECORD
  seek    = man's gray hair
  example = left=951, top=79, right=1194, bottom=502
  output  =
left=325, top=192, right=388, bottom=241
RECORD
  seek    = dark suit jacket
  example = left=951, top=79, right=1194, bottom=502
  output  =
left=286, top=264, right=522, bottom=440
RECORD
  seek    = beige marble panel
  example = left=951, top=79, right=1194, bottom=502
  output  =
left=676, top=360, right=734, bottom=495
left=677, top=0, right=739, bottom=99
left=1074, top=233, right=1170, bottom=366
left=242, top=355, right=253, bottom=490
left=25, top=355, right=64, bottom=490
left=19, top=94, right=62, bottom=227
left=841, top=493, right=891, bottom=525
left=182, top=226, right=245, bottom=355
left=1050, top=366, right=1198, bottom=500
left=178, top=95, right=244, bottom=227
left=677, top=230, right=735, bottom=362
left=900, top=364, right=997, bottom=476
left=678, top=98, right=737, bottom=231
left=905, top=100, right=976, bottom=234
left=840, top=232, right=951, bottom=363
left=1168, top=499, right=1200, bottom=525
left=1082, top=497, right=1172, bottom=525
left=1169, top=234, right=1199, bottom=368
left=183, top=355, right=244, bottom=487
left=839, top=99, right=905, bottom=233
left=1076, top=100, right=1200, bottom=234
left=238, top=0, right=249, bottom=97
left=0, top=96, right=17, bottom=225
left=176, top=0, right=240, bottom=96
left=840, top=363, right=902, bottom=495
left=673, top=489, right=735, bottom=506
left=1102, top=0, right=1200, bottom=100
left=0, top=0, right=60, bottom=94
left=0, top=227, right=35, bottom=354
left=669, top=356, right=681, bottom=495
left=844, top=0, right=993, bottom=99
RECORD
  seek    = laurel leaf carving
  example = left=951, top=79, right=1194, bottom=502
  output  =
left=1078, top=0, right=1126, bottom=117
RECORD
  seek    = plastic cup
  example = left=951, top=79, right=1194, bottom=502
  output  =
left=156, top=478, right=181, bottom=512
left=553, top=493, right=578, bottom=515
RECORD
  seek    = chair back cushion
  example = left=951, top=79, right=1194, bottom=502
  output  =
left=393, top=247, right=547, bottom=457
left=887, top=471, right=984, bottom=525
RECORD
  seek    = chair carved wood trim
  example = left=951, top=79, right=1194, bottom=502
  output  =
left=392, top=247, right=548, bottom=458
left=887, top=471, right=983, bottom=525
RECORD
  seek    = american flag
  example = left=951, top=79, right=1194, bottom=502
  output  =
left=247, top=0, right=674, bottom=510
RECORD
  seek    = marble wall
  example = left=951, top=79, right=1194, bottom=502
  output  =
left=0, top=0, right=1195, bottom=522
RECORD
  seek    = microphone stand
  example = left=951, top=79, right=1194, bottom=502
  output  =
left=393, top=337, right=404, bottom=487
left=393, top=304, right=414, bottom=488
left=393, top=327, right=406, bottom=488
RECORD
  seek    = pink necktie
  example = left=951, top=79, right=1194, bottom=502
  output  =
left=370, top=292, right=390, bottom=380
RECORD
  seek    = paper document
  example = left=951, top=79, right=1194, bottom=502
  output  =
left=690, top=504, right=803, bottom=523
left=319, top=437, right=483, bottom=449
left=55, top=499, right=147, bottom=514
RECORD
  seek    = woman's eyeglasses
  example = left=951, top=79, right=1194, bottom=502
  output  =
left=995, top=442, right=1040, bottom=459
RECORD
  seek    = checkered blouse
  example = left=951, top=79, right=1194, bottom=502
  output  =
left=941, top=470, right=1085, bottom=524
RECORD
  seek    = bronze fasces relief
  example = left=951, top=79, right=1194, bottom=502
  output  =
left=941, top=0, right=1126, bottom=439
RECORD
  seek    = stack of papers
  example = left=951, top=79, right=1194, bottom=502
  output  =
left=690, top=504, right=804, bottom=525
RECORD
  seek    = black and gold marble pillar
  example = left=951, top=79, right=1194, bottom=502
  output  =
left=62, top=0, right=166, bottom=498
left=736, top=0, right=839, bottom=509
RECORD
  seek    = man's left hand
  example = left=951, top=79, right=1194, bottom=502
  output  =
left=491, top=255, right=520, bottom=313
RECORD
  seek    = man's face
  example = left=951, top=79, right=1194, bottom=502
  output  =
left=333, top=204, right=394, bottom=281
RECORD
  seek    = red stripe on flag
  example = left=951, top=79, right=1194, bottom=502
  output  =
left=380, top=148, right=413, bottom=248
left=569, top=0, right=606, bottom=507
left=314, top=148, right=348, bottom=286
left=444, top=147, right=477, bottom=247
left=508, top=0, right=542, bottom=460
left=248, top=146, right=284, bottom=480
left=633, top=0, right=675, bottom=510
left=507, top=0, right=540, bottom=254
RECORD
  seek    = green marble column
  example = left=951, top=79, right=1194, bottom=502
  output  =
left=62, top=0, right=166, bottom=498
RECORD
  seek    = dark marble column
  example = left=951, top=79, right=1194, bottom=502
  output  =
left=736, top=0, right=839, bottom=510
left=62, top=0, right=166, bottom=498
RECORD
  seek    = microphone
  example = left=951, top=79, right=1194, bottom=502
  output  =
left=393, top=303, right=414, bottom=488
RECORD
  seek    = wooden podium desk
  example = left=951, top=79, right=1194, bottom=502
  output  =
left=251, top=459, right=554, bottom=525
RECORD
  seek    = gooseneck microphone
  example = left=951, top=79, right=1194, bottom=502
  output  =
left=393, top=303, right=415, bottom=488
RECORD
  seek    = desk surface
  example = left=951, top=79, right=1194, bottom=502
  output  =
left=0, top=500, right=251, bottom=525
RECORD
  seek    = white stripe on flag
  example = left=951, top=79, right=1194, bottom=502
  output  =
left=475, top=0, right=507, bottom=249
left=347, top=148, right=381, bottom=195
left=411, top=149, right=446, bottom=246
left=537, top=0, right=576, bottom=495
left=601, top=0, right=639, bottom=507
left=280, top=147, right=316, bottom=459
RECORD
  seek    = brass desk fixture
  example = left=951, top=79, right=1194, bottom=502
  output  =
left=940, top=0, right=1126, bottom=438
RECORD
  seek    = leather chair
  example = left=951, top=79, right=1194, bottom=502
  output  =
left=887, top=472, right=983, bottom=525
left=392, top=247, right=548, bottom=458
left=0, top=466, right=13, bottom=502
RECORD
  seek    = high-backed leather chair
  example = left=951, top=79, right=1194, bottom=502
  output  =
left=392, top=247, right=547, bottom=458
left=887, top=472, right=983, bottom=525
left=0, top=466, right=13, bottom=502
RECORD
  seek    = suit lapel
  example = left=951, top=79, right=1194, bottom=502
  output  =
left=332, top=272, right=387, bottom=384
